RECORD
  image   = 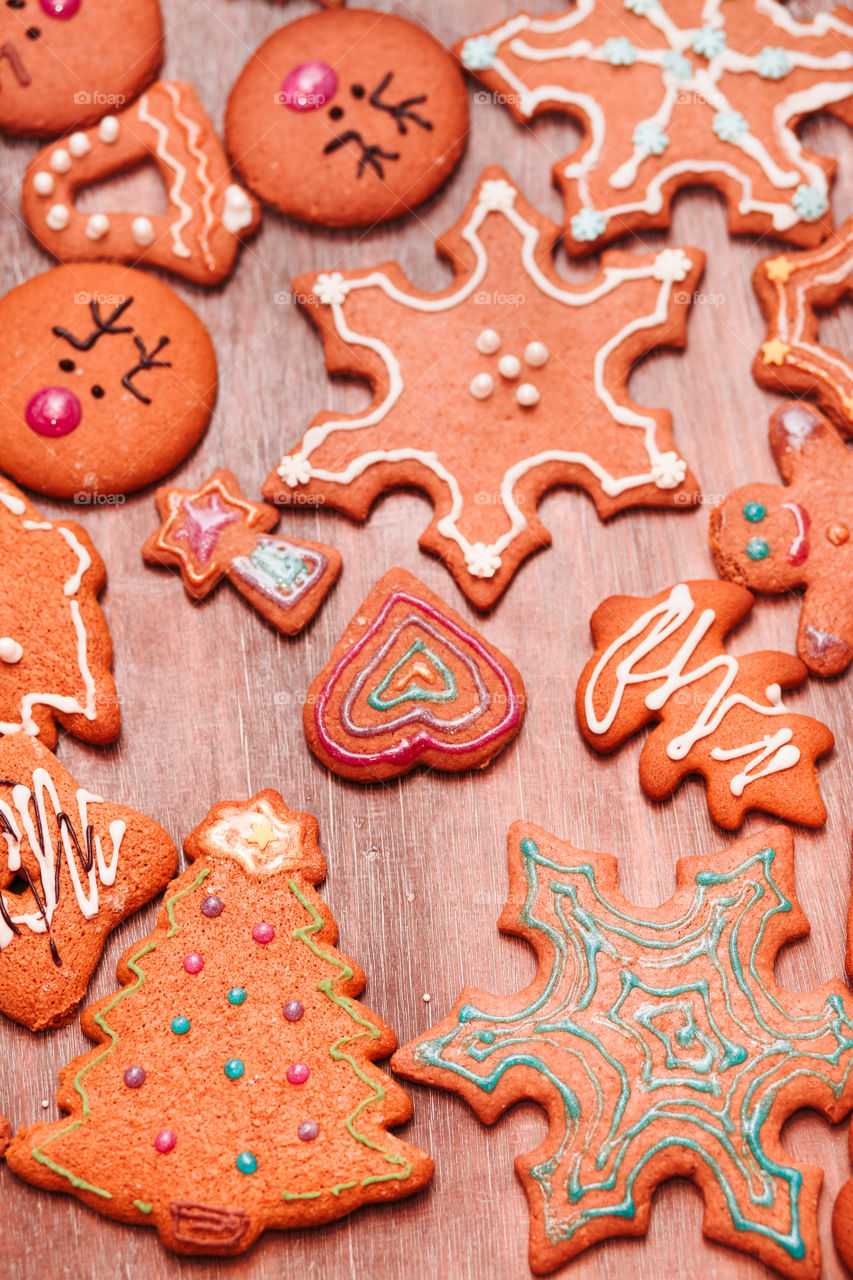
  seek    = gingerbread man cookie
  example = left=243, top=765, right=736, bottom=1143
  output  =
left=225, top=9, right=468, bottom=227
left=0, top=735, right=176, bottom=1031
left=0, top=0, right=163, bottom=138
left=711, top=403, right=853, bottom=678
left=304, top=568, right=526, bottom=782
left=264, top=167, right=704, bottom=610
left=754, top=217, right=853, bottom=437
left=0, top=264, right=217, bottom=499
left=142, top=470, right=341, bottom=636
left=576, top=579, right=834, bottom=829
left=7, top=791, right=433, bottom=1253
left=23, top=82, right=260, bottom=287
left=457, top=2, right=853, bottom=254
left=0, top=475, right=119, bottom=748
left=394, top=822, right=853, bottom=1278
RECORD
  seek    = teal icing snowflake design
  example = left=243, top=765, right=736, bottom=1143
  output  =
left=692, top=26, right=726, bottom=59
left=625, top=0, right=658, bottom=12
left=757, top=46, right=792, bottom=80
left=396, top=827, right=853, bottom=1277
left=792, top=184, right=829, bottom=221
left=632, top=122, right=669, bottom=155
left=604, top=37, right=636, bottom=66
left=713, top=110, right=748, bottom=143
left=662, top=50, right=692, bottom=78
left=461, top=35, right=497, bottom=71
left=570, top=207, right=608, bottom=241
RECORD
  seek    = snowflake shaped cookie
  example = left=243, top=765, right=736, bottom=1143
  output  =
left=264, top=166, right=704, bottom=610
left=394, top=823, right=853, bottom=1277
left=457, top=1, right=853, bottom=252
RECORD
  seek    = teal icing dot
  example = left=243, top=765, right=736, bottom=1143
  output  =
left=746, top=537, right=770, bottom=561
left=633, top=121, right=669, bottom=155
left=236, top=1151, right=258, bottom=1175
left=792, top=184, right=829, bottom=222
left=756, top=46, right=791, bottom=79
left=662, top=50, right=692, bottom=79
left=461, top=35, right=497, bottom=71
left=225, top=1058, right=245, bottom=1080
left=603, top=37, right=636, bottom=66
left=227, top=987, right=247, bottom=1006
left=171, top=1015, right=190, bottom=1035
left=478, top=1029, right=497, bottom=1044
left=692, top=26, right=726, bottom=59
left=743, top=501, right=766, bottom=523
left=570, top=207, right=607, bottom=242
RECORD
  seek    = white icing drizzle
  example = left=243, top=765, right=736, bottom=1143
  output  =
left=203, top=801, right=303, bottom=878
left=467, top=0, right=853, bottom=234
left=163, top=82, right=217, bottom=270
left=0, top=769, right=125, bottom=947
left=136, top=92, right=192, bottom=259
left=583, top=582, right=802, bottom=794
left=222, top=184, right=254, bottom=234
left=277, top=178, right=694, bottom=578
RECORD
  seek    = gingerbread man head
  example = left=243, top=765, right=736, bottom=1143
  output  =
left=0, top=0, right=162, bottom=137
left=710, top=402, right=853, bottom=677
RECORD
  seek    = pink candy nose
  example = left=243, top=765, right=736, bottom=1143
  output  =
left=280, top=61, right=338, bottom=111
left=25, top=386, right=82, bottom=437
left=40, top=0, right=81, bottom=17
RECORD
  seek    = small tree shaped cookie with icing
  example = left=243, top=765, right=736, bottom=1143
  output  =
left=7, top=791, right=432, bottom=1254
left=0, top=735, right=176, bottom=1031
left=711, top=402, right=853, bottom=677
left=0, top=475, right=119, bottom=747
left=576, top=578, right=833, bottom=828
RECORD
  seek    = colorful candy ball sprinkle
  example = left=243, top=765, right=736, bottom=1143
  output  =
left=123, top=1066, right=146, bottom=1089
left=171, top=1015, right=191, bottom=1035
left=252, top=922, right=275, bottom=944
left=154, top=1129, right=177, bottom=1154
left=287, top=1063, right=310, bottom=1086
left=236, top=1151, right=258, bottom=1175
left=183, top=953, right=204, bottom=974
left=298, top=1120, right=319, bottom=1142
left=200, top=894, right=224, bottom=918
left=225, top=1058, right=245, bottom=1080
left=228, top=987, right=247, bottom=1006
left=283, top=999, right=304, bottom=1022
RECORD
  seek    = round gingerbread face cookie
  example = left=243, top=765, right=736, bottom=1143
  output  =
left=0, top=265, right=217, bottom=499
left=225, top=10, right=468, bottom=227
left=0, top=0, right=163, bottom=138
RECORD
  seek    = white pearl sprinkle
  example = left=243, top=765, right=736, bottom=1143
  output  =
left=46, top=204, right=70, bottom=231
left=475, top=328, right=501, bottom=355
left=0, top=638, right=22, bottom=664
left=516, top=383, right=541, bottom=407
left=50, top=148, right=71, bottom=173
left=32, top=171, right=54, bottom=196
left=132, top=216, right=155, bottom=246
left=498, top=354, right=521, bottom=380
left=469, top=373, right=494, bottom=400
left=98, top=115, right=120, bottom=144
left=68, top=131, right=91, bottom=158
left=86, top=213, right=110, bottom=240
left=525, top=341, right=549, bottom=367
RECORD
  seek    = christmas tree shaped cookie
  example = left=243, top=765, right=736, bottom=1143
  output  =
left=304, top=569, right=526, bottom=781
left=394, top=823, right=853, bottom=1278
left=711, top=403, right=853, bottom=677
left=7, top=791, right=432, bottom=1254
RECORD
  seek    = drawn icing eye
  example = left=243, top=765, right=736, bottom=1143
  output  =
left=742, top=501, right=766, bottom=523
left=746, top=537, right=770, bottom=560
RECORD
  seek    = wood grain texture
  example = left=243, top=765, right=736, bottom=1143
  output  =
left=1, top=1, right=853, bottom=1277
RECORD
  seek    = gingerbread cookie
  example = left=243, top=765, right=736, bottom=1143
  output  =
left=304, top=568, right=525, bottom=782
left=0, top=264, right=217, bottom=499
left=7, top=790, right=433, bottom=1253
left=710, top=403, right=853, bottom=678
left=393, top=822, right=853, bottom=1278
left=142, top=470, right=341, bottom=636
left=0, top=735, right=176, bottom=1031
left=23, top=82, right=261, bottom=287
left=0, top=0, right=163, bottom=138
left=263, top=167, right=703, bottom=610
left=754, top=217, right=853, bottom=436
left=457, top=3, right=853, bottom=254
left=576, top=579, right=833, bottom=829
left=225, top=10, right=468, bottom=227
left=0, top=1116, right=10, bottom=1159
left=0, top=475, right=119, bottom=747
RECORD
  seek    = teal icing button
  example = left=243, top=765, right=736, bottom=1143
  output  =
left=743, top=501, right=766, bottom=523
left=746, top=537, right=770, bottom=561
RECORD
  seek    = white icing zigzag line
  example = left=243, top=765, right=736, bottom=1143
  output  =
left=0, top=769, right=125, bottom=947
left=137, top=91, right=192, bottom=260
left=163, top=83, right=216, bottom=272
left=280, top=182, right=693, bottom=577
left=0, top=496, right=97, bottom=736
left=583, top=582, right=801, bottom=796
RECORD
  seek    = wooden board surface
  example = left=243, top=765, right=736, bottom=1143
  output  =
left=2, top=1, right=853, bottom=1277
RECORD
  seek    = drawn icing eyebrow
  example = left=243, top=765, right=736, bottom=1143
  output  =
left=368, top=72, right=431, bottom=134
left=121, top=333, right=171, bottom=404
left=52, top=298, right=134, bottom=351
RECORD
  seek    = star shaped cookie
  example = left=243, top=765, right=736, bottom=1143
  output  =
left=264, top=167, right=703, bottom=610
left=457, top=1, right=853, bottom=253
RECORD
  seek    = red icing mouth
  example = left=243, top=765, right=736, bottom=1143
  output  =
left=781, top=501, right=810, bottom=566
